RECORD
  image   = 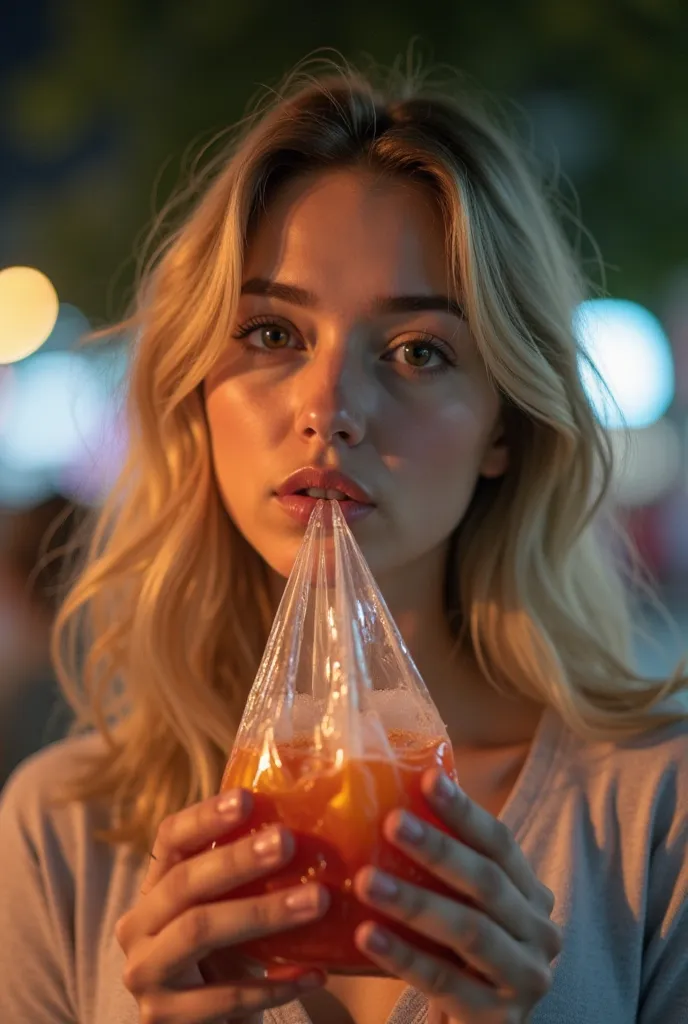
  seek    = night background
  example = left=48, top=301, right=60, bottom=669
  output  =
left=1, top=0, right=687, bottom=782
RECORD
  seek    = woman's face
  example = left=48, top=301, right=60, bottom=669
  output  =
left=204, top=170, right=507, bottom=585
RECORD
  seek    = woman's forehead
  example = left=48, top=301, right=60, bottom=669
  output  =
left=242, top=169, right=451, bottom=304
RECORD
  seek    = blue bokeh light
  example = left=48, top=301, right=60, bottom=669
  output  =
left=0, top=459, right=55, bottom=508
left=0, top=351, right=106, bottom=472
left=39, top=302, right=91, bottom=354
left=575, top=299, right=675, bottom=430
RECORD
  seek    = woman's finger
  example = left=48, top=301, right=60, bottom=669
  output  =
left=144, top=790, right=251, bottom=893
left=138, top=824, right=296, bottom=940
left=354, top=922, right=500, bottom=1015
left=382, top=810, right=538, bottom=944
left=125, top=884, right=330, bottom=990
left=422, top=770, right=554, bottom=910
left=116, top=790, right=251, bottom=954
left=136, top=970, right=325, bottom=1024
left=354, top=868, right=552, bottom=996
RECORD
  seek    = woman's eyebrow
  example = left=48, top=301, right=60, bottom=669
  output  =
left=240, top=277, right=464, bottom=319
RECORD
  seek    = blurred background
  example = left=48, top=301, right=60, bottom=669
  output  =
left=1, top=0, right=687, bottom=785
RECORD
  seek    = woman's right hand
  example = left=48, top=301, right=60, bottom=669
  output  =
left=115, top=789, right=330, bottom=1023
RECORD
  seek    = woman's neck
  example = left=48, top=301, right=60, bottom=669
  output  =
left=265, top=544, right=543, bottom=750
left=378, top=554, right=543, bottom=750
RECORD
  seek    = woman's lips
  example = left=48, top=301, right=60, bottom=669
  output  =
left=274, top=493, right=375, bottom=525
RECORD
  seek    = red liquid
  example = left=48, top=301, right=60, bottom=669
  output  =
left=215, top=730, right=459, bottom=974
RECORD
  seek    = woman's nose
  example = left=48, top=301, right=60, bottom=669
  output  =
left=293, top=356, right=368, bottom=448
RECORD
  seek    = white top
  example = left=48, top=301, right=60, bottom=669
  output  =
left=1, top=705, right=687, bottom=1022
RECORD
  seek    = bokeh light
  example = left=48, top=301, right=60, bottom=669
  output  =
left=41, top=302, right=91, bottom=354
left=609, top=419, right=681, bottom=507
left=0, top=365, right=15, bottom=432
left=0, top=459, right=55, bottom=508
left=575, top=299, right=675, bottom=429
left=58, top=406, right=128, bottom=506
left=0, top=351, right=106, bottom=472
left=0, top=266, right=60, bottom=364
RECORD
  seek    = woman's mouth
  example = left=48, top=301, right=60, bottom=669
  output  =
left=275, top=491, right=375, bottom=525
left=296, top=487, right=350, bottom=500
left=275, top=469, right=376, bottom=525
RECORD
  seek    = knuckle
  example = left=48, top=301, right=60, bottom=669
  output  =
left=395, top=941, right=417, bottom=975
left=138, top=995, right=165, bottom=1024
left=234, top=984, right=272, bottom=1015
left=545, top=921, right=564, bottom=959
left=525, top=961, right=553, bottom=999
left=462, top=911, right=490, bottom=960
left=425, top=827, right=451, bottom=868
left=419, top=957, right=453, bottom=995
left=220, top=838, right=244, bottom=881
left=122, top=955, right=146, bottom=995
left=114, top=912, right=130, bottom=949
left=540, top=884, right=556, bottom=913
left=228, top=986, right=250, bottom=1015
left=475, top=861, right=504, bottom=906
left=401, top=884, right=428, bottom=925
left=155, top=814, right=177, bottom=858
left=247, top=896, right=275, bottom=935
left=182, top=904, right=213, bottom=950
left=491, top=819, right=513, bottom=856
left=171, top=855, right=195, bottom=895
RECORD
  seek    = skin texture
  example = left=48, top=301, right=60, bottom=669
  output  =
left=204, top=169, right=507, bottom=599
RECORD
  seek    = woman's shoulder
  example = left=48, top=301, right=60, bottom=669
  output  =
left=0, top=730, right=111, bottom=847
left=0, top=733, right=145, bottom=1022
left=557, top=700, right=688, bottom=825
left=583, top=699, right=687, bottom=759
left=1, top=729, right=105, bottom=796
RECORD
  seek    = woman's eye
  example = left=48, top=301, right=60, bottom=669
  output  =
left=256, top=325, right=291, bottom=349
left=233, top=321, right=451, bottom=372
left=403, top=341, right=434, bottom=367
left=232, top=320, right=299, bottom=351
left=388, top=340, right=448, bottom=370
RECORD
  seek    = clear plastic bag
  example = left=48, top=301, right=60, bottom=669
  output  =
left=218, top=500, right=458, bottom=973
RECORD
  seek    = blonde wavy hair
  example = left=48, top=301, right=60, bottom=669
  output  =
left=52, top=58, right=687, bottom=856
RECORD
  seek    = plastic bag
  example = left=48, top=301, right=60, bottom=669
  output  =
left=218, top=500, right=458, bottom=974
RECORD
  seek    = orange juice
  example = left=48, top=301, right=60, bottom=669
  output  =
left=215, top=731, right=461, bottom=973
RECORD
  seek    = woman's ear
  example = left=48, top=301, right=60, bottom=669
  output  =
left=479, top=420, right=509, bottom=479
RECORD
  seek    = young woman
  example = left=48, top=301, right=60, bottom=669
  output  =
left=1, top=62, right=686, bottom=1024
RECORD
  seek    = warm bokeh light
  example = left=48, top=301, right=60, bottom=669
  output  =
left=0, top=266, right=60, bottom=364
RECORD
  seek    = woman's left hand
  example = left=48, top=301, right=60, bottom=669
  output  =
left=353, top=770, right=563, bottom=1023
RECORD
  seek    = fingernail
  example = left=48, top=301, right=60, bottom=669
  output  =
left=432, top=773, right=456, bottom=804
left=366, top=926, right=391, bottom=954
left=285, top=884, right=324, bottom=920
left=216, top=790, right=243, bottom=816
left=396, top=812, right=425, bottom=845
left=368, top=871, right=399, bottom=901
left=252, top=828, right=283, bottom=864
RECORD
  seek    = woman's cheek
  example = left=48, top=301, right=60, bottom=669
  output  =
left=404, top=403, right=486, bottom=483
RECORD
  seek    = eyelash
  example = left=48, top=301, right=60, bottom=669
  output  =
left=231, top=316, right=457, bottom=377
